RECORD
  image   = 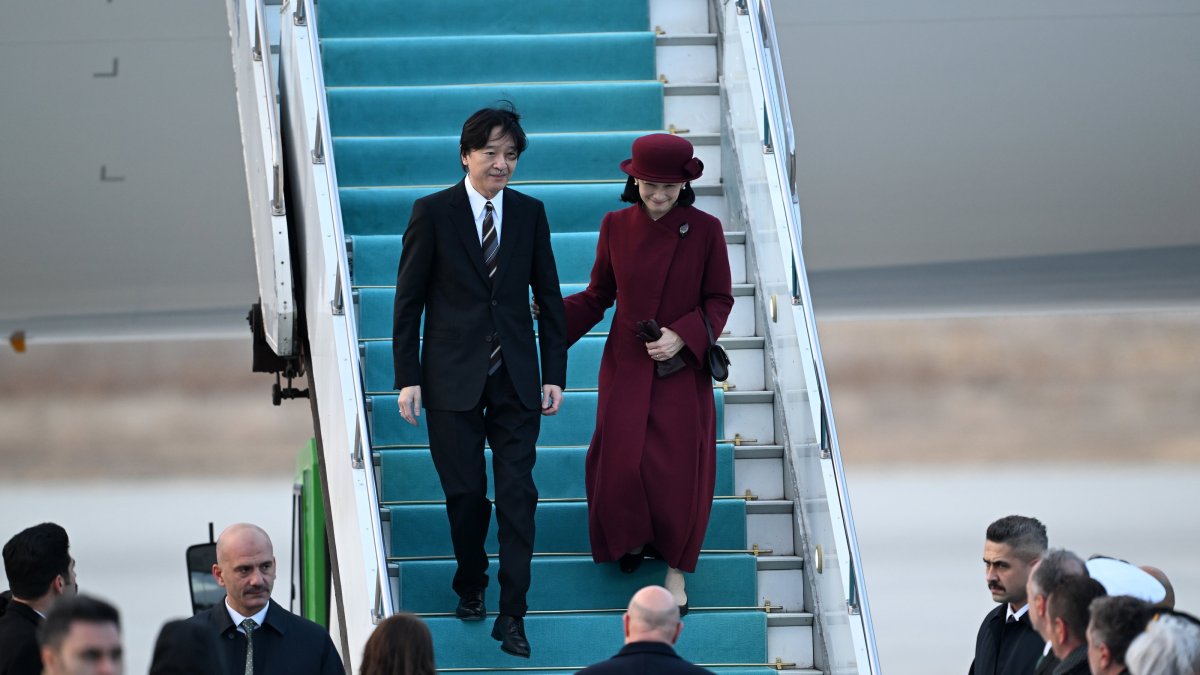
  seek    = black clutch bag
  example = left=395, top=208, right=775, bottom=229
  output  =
left=635, top=319, right=687, bottom=378
left=701, top=312, right=730, bottom=382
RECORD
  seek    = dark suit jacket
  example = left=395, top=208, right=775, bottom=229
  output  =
left=0, top=600, right=41, bottom=675
left=184, top=600, right=343, bottom=675
left=968, top=605, right=1044, bottom=675
left=576, top=641, right=714, bottom=674
left=393, top=180, right=567, bottom=411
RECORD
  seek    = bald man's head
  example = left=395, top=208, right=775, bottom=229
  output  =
left=1140, top=566, right=1175, bottom=609
left=213, top=524, right=275, bottom=617
left=624, top=586, right=682, bottom=645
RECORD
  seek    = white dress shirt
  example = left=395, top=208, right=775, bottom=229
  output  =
left=464, top=179, right=503, bottom=246
left=225, top=598, right=270, bottom=634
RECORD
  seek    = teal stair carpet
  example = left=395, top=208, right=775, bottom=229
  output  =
left=318, top=0, right=774, bottom=671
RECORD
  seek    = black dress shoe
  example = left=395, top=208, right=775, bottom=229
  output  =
left=455, top=590, right=486, bottom=621
left=491, top=615, right=531, bottom=658
left=618, top=551, right=644, bottom=574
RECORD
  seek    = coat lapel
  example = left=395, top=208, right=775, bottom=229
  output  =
left=491, top=189, right=523, bottom=291
left=448, top=181, right=490, bottom=286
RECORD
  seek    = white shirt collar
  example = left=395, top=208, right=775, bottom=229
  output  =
left=225, top=597, right=270, bottom=634
left=464, top=180, right=503, bottom=234
left=1006, top=603, right=1029, bottom=622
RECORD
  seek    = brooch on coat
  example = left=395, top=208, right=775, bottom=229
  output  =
left=678, top=223, right=689, bottom=238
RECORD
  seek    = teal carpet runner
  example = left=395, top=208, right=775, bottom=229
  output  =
left=318, top=0, right=773, bottom=670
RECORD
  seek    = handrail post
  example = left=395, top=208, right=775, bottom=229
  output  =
left=293, top=0, right=307, bottom=26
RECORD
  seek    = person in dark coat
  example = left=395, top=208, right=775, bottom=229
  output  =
left=184, top=524, right=343, bottom=675
left=1028, top=549, right=1089, bottom=675
left=0, top=523, right=76, bottom=675
left=1044, top=576, right=1107, bottom=675
left=969, top=515, right=1048, bottom=675
left=563, top=134, right=733, bottom=615
left=576, top=586, right=713, bottom=675
left=149, top=619, right=228, bottom=675
left=392, top=105, right=568, bottom=658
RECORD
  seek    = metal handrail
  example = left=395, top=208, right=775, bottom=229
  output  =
left=253, top=0, right=285, bottom=217
left=742, top=0, right=881, bottom=671
left=290, top=0, right=395, bottom=621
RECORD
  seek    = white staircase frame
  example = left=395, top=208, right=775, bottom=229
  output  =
left=275, top=0, right=395, bottom=668
left=226, top=0, right=296, bottom=356
left=716, top=0, right=881, bottom=673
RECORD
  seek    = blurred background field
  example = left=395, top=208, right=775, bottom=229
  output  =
left=2, top=311, right=1196, bottom=479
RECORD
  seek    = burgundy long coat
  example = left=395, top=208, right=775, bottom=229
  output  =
left=563, top=203, right=733, bottom=572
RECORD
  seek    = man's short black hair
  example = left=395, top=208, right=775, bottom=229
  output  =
left=1047, top=575, right=1106, bottom=642
left=1089, top=595, right=1153, bottom=667
left=459, top=103, right=527, bottom=171
left=38, top=595, right=120, bottom=650
left=3, top=523, right=71, bottom=599
left=986, top=515, right=1048, bottom=561
left=619, top=177, right=697, bottom=207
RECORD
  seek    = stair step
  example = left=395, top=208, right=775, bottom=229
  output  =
left=389, top=553, right=757, bottom=613
left=332, top=132, right=651, bottom=189
left=321, top=33, right=656, bottom=87
left=318, top=0, right=651, bottom=39
left=353, top=286, right=757, bottom=340
left=384, top=499, right=747, bottom=558
left=326, top=82, right=663, bottom=137
left=375, top=443, right=736, bottom=502
left=423, top=611, right=766, bottom=670
left=338, top=184, right=733, bottom=237
left=665, top=84, right=720, bottom=136
left=347, top=231, right=746, bottom=287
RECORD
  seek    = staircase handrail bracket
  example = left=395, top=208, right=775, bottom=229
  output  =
left=277, top=0, right=394, bottom=667
left=719, top=0, right=881, bottom=673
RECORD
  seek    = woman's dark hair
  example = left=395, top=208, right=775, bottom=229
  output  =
left=360, top=613, right=437, bottom=675
left=619, top=176, right=697, bottom=207
left=459, top=102, right=527, bottom=170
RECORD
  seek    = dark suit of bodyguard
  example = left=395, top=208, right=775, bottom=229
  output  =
left=392, top=106, right=567, bottom=657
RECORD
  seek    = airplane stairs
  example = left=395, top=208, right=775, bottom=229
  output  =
left=271, top=0, right=874, bottom=671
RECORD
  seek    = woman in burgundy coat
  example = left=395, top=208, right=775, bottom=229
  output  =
left=563, top=134, right=734, bottom=614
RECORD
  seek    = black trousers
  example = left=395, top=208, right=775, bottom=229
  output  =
left=425, top=363, right=540, bottom=617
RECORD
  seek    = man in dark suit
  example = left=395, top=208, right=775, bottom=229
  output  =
left=185, top=524, right=343, bottom=675
left=0, top=523, right=76, bottom=675
left=38, top=595, right=122, bottom=675
left=1027, top=549, right=1089, bottom=675
left=969, top=515, right=1047, bottom=675
left=577, top=586, right=712, bottom=674
left=1045, top=576, right=1107, bottom=675
left=392, top=105, right=568, bottom=658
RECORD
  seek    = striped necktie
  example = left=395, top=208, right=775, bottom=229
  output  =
left=482, top=201, right=502, bottom=375
left=240, top=618, right=258, bottom=675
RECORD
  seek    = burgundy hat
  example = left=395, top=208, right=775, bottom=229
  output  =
left=619, top=133, right=704, bottom=183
